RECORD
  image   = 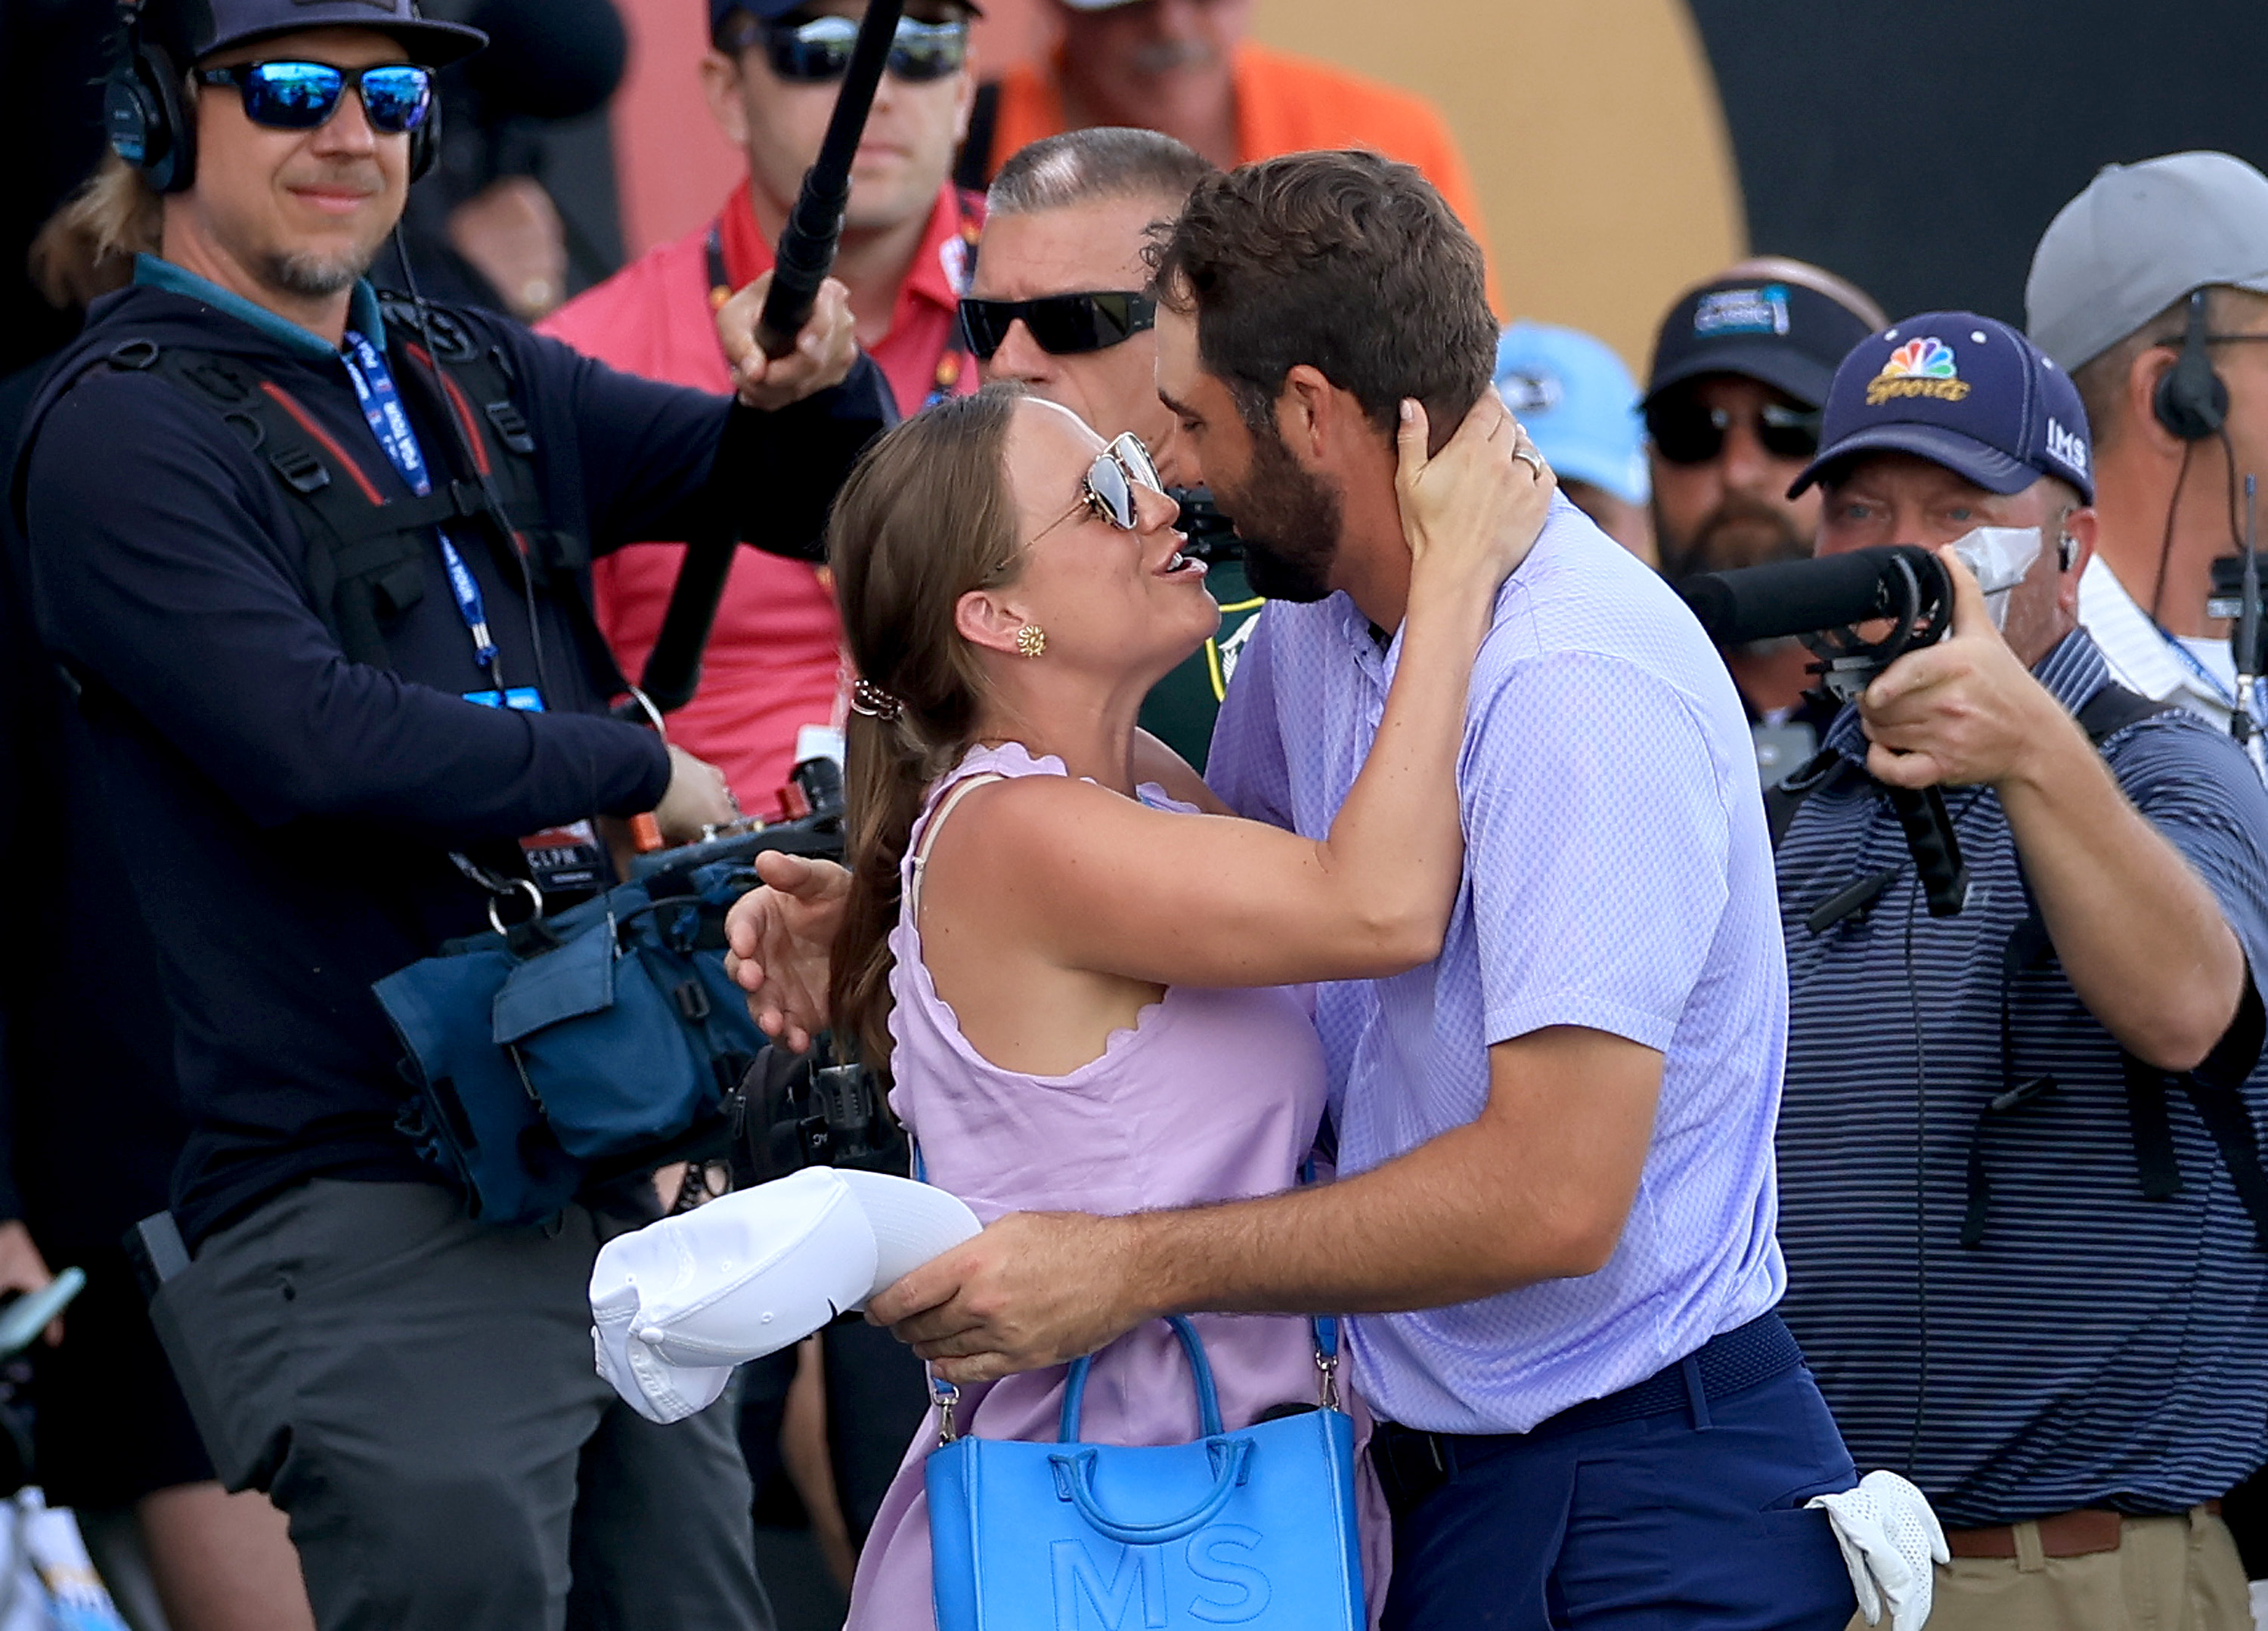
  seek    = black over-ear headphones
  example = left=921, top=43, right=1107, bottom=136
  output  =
left=104, top=2, right=197, bottom=193
left=2154, top=286, right=2230, bottom=442
left=105, top=0, right=442, bottom=196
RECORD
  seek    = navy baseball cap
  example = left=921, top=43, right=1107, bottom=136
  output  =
left=1645, top=274, right=1879, bottom=412
left=1789, top=311, right=2093, bottom=504
left=143, top=0, right=485, bottom=65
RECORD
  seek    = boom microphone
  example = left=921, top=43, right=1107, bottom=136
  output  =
left=1680, top=546, right=1944, bottom=647
left=1680, top=545, right=1972, bottom=917
left=463, top=0, right=627, bottom=123
left=634, top=0, right=903, bottom=723
left=753, top=0, right=907, bottom=358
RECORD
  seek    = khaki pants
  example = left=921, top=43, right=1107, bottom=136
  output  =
left=1847, top=1508, right=2249, bottom=1631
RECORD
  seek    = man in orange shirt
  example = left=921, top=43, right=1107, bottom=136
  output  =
left=544, top=0, right=983, bottom=812
left=953, top=0, right=1491, bottom=281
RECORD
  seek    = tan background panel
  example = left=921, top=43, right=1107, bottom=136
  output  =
left=1247, top=0, right=1747, bottom=367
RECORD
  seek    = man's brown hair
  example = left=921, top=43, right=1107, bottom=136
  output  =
left=1148, top=149, right=1495, bottom=441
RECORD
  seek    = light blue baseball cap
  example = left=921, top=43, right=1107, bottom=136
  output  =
left=1493, top=321, right=1649, bottom=507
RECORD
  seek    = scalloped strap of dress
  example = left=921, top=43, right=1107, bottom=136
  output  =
left=907, top=772, right=1008, bottom=921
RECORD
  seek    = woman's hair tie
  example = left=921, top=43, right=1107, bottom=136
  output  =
left=850, top=677, right=904, bottom=721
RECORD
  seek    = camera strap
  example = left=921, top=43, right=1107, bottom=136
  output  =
left=1774, top=682, right=2268, bottom=1248
left=1965, top=686, right=2268, bottom=1251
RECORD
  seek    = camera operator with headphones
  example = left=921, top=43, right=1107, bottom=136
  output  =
left=1768, top=314, right=2268, bottom=1631
left=9, top=2, right=891, bottom=1626
left=2029, top=152, right=2268, bottom=773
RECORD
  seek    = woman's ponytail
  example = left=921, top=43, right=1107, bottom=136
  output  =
left=826, top=386, right=1025, bottom=1070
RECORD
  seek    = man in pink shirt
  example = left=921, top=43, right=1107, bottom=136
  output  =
left=545, top=0, right=981, bottom=812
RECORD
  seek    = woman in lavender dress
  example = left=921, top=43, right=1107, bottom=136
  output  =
left=816, top=384, right=1549, bottom=1628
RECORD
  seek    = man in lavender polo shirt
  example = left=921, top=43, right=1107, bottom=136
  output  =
left=845, top=152, right=1859, bottom=1627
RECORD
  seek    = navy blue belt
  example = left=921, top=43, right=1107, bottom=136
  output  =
left=1372, top=1312, right=1805, bottom=1518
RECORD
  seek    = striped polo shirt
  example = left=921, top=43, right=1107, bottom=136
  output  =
left=1773, top=628, right=2268, bottom=1528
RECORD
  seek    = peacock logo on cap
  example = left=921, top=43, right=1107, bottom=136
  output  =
left=1867, top=338, right=1971, bottom=406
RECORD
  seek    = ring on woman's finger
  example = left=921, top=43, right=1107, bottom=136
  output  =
left=1514, top=445, right=1547, bottom=478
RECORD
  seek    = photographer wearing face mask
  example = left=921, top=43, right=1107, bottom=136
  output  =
left=1768, top=313, right=2268, bottom=1631
left=10, top=0, right=889, bottom=1625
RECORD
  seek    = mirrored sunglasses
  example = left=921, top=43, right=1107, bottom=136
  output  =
left=1645, top=397, right=1822, bottom=466
left=1033, top=432, right=1166, bottom=543
left=742, top=13, right=970, bottom=83
left=959, top=292, right=1158, bottom=361
left=194, top=61, right=435, bottom=135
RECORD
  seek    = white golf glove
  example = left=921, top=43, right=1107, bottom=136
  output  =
left=1807, top=1469, right=1949, bottom=1631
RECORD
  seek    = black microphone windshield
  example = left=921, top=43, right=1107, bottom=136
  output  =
left=1678, top=546, right=1937, bottom=645
left=465, top=0, right=627, bottom=123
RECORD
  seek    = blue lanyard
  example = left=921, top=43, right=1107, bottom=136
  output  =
left=2154, top=618, right=2267, bottom=720
left=341, top=330, right=499, bottom=676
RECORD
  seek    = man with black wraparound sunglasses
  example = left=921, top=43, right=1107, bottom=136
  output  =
left=544, top=0, right=984, bottom=824
left=1643, top=258, right=1886, bottom=778
left=962, top=125, right=1254, bottom=766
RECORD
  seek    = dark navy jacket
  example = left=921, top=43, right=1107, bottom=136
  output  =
left=15, top=265, right=891, bottom=1246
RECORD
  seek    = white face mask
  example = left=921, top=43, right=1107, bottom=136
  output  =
left=1947, top=525, right=2042, bottom=630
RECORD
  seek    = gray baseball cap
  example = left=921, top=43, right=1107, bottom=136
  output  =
left=2026, top=151, right=2268, bottom=372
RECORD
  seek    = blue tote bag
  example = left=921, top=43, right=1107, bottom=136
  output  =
left=923, top=1315, right=1363, bottom=1631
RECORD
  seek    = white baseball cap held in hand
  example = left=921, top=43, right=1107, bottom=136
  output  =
left=590, top=1167, right=981, bottom=1424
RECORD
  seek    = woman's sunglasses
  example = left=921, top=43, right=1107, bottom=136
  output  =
left=959, top=292, right=1158, bottom=362
left=1032, top=433, right=1166, bottom=544
left=738, top=13, right=970, bottom=83
left=1644, top=397, right=1823, bottom=466
left=194, top=62, right=435, bottom=135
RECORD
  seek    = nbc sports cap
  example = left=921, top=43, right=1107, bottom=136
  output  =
left=150, top=0, right=487, bottom=65
left=1789, top=311, right=2093, bottom=505
left=1646, top=274, right=1879, bottom=413
left=2026, top=152, right=2268, bottom=373
left=1494, top=321, right=1649, bottom=508
left=590, top=1168, right=981, bottom=1424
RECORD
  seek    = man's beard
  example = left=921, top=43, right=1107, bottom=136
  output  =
left=1222, top=422, right=1343, bottom=603
left=1657, top=492, right=1810, bottom=583
left=265, top=245, right=376, bottom=299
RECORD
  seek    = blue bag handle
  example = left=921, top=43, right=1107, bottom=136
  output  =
left=1058, top=1314, right=1223, bottom=1441
left=1300, top=1156, right=1343, bottom=1408
left=1047, top=1316, right=1253, bottom=1544
left=1046, top=1438, right=1255, bottom=1547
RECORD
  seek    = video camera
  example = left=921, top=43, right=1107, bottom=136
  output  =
left=626, top=757, right=915, bottom=1193
left=728, top=1032, right=907, bottom=1191
left=1680, top=543, right=1975, bottom=915
left=630, top=755, right=845, bottom=890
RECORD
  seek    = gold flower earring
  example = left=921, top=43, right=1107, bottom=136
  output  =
left=1015, top=624, right=1048, bottom=659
